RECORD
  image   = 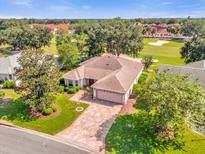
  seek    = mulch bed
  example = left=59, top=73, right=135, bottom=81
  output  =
left=119, top=98, right=136, bottom=115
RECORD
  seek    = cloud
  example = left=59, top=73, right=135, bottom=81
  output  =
left=159, top=1, right=173, bottom=6
left=82, top=5, right=92, bottom=10
left=10, top=0, right=32, bottom=6
left=48, top=5, right=73, bottom=11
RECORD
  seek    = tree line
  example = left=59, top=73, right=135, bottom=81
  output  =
left=0, top=20, right=52, bottom=50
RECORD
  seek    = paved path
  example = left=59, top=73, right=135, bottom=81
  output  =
left=56, top=90, right=123, bottom=153
left=0, top=125, right=97, bottom=154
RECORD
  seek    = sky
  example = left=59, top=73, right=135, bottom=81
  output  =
left=0, top=0, right=205, bottom=19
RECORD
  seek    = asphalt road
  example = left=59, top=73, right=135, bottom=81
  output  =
left=0, top=125, right=97, bottom=154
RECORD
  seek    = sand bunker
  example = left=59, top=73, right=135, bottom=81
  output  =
left=148, top=40, right=169, bottom=46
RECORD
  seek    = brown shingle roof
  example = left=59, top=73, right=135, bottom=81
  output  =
left=64, top=54, right=144, bottom=93
left=159, top=61, right=205, bottom=88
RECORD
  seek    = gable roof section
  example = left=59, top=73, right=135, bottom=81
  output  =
left=185, top=60, right=205, bottom=69
left=64, top=54, right=144, bottom=93
left=0, top=53, right=21, bottom=74
left=159, top=63, right=205, bottom=88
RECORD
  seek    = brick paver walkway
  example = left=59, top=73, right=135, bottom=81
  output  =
left=56, top=90, right=122, bottom=153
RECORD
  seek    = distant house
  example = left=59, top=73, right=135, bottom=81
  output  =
left=63, top=54, right=144, bottom=104
left=30, top=23, right=72, bottom=35
left=0, top=53, right=21, bottom=82
left=0, top=53, right=60, bottom=83
left=136, top=22, right=173, bottom=38
left=159, top=60, right=205, bottom=88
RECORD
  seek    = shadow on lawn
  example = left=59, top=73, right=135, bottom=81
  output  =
left=106, top=112, right=185, bottom=154
left=0, top=98, right=34, bottom=122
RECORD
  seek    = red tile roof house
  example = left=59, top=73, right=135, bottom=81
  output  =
left=136, top=22, right=174, bottom=38
left=63, top=54, right=144, bottom=104
left=30, top=24, right=71, bottom=35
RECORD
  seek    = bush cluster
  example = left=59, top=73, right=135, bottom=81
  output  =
left=42, top=104, right=58, bottom=116
left=3, top=81, right=16, bottom=89
left=65, top=86, right=80, bottom=94
left=138, top=72, right=148, bottom=84
left=0, top=91, right=5, bottom=99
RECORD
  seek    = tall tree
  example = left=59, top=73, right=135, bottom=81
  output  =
left=57, top=44, right=81, bottom=70
left=0, top=25, right=52, bottom=50
left=181, top=20, right=205, bottom=63
left=181, top=37, right=205, bottom=63
left=11, top=27, right=52, bottom=50
left=16, top=50, right=61, bottom=114
left=75, top=20, right=143, bottom=57
left=136, top=72, right=205, bottom=138
left=56, top=32, right=88, bottom=69
left=167, top=24, right=181, bottom=36
left=75, top=32, right=89, bottom=57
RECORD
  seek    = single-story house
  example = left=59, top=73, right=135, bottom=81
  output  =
left=63, top=54, right=144, bottom=104
left=158, top=60, right=205, bottom=88
left=0, top=53, right=21, bottom=82
left=0, top=53, right=61, bottom=84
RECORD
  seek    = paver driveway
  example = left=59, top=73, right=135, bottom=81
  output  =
left=56, top=91, right=122, bottom=153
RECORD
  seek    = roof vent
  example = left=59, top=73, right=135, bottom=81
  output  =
left=106, top=63, right=110, bottom=66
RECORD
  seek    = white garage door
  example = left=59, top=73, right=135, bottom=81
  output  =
left=96, top=90, right=124, bottom=103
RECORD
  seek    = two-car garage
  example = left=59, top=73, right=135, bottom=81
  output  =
left=93, top=89, right=125, bottom=104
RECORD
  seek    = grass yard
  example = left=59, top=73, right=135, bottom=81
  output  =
left=139, top=38, right=185, bottom=66
left=43, top=37, right=58, bottom=55
left=0, top=92, right=88, bottom=135
left=106, top=114, right=205, bottom=154
left=0, top=89, right=20, bottom=99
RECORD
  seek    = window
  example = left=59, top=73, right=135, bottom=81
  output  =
left=9, top=74, right=12, bottom=80
left=68, top=80, right=73, bottom=87
left=75, top=81, right=78, bottom=86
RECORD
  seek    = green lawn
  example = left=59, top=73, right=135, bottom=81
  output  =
left=0, top=89, right=21, bottom=99
left=139, top=38, right=185, bottom=66
left=0, top=92, right=88, bottom=135
left=43, top=37, right=58, bottom=55
left=106, top=113, right=205, bottom=154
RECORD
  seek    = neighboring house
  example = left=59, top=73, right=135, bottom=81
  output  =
left=159, top=60, right=205, bottom=88
left=0, top=53, right=21, bottom=82
left=63, top=54, right=144, bottom=104
left=136, top=22, right=174, bottom=38
left=30, top=24, right=72, bottom=35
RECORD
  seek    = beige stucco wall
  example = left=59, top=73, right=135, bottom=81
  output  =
left=0, top=73, right=15, bottom=82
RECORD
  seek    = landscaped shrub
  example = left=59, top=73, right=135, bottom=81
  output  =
left=142, top=56, right=153, bottom=69
left=42, top=108, right=53, bottom=116
left=3, top=81, right=16, bottom=89
left=51, top=105, right=57, bottom=112
left=0, top=91, right=5, bottom=99
left=66, top=86, right=80, bottom=94
left=138, top=72, right=148, bottom=84
left=151, top=64, right=160, bottom=72
left=67, top=87, right=77, bottom=94
left=1, top=115, right=8, bottom=120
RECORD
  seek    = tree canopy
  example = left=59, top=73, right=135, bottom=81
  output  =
left=0, top=21, right=52, bottom=50
left=136, top=72, right=205, bottom=138
left=181, top=20, right=205, bottom=63
left=75, top=20, right=143, bottom=57
left=56, top=31, right=88, bottom=69
left=16, top=50, right=62, bottom=114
